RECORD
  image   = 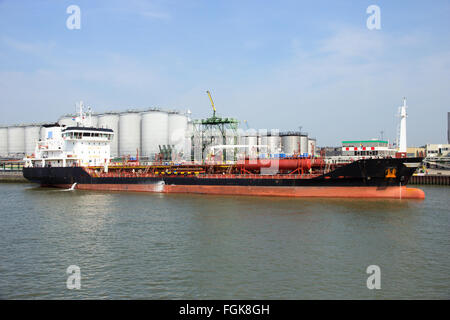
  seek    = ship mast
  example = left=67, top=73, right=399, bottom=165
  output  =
left=398, top=97, right=407, bottom=153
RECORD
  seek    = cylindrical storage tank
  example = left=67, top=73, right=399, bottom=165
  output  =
left=308, top=138, right=316, bottom=156
left=0, top=127, right=8, bottom=157
left=119, top=112, right=141, bottom=157
left=300, top=134, right=308, bottom=155
left=244, top=134, right=258, bottom=158
left=58, top=115, right=76, bottom=127
left=141, top=111, right=168, bottom=159
left=257, top=134, right=263, bottom=147
left=24, top=125, right=41, bottom=155
left=267, top=135, right=281, bottom=154
left=7, top=126, right=25, bottom=157
left=245, top=134, right=258, bottom=148
left=40, top=126, right=46, bottom=141
left=235, top=129, right=246, bottom=160
left=281, top=133, right=300, bottom=154
left=98, top=113, right=120, bottom=157
left=245, top=136, right=257, bottom=148
left=88, top=115, right=98, bottom=127
left=168, top=112, right=188, bottom=154
left=259, top=134, right=268, bottom=155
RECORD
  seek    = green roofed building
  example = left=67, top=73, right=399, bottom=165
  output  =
left=341, top=139, right=397, bottom=157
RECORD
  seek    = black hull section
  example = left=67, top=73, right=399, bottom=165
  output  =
left=23, top=158, right=422, bottom=188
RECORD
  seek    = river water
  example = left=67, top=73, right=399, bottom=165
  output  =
left=0, top=183, right=448, bottom=299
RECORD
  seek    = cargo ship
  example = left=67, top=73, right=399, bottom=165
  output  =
left=22, top=103, right=425, bottom=199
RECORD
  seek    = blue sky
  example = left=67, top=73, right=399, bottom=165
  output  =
left=0, top=0, right=449, bottom=146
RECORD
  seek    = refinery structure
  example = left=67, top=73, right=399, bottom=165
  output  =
left=0, top=94, right=319, bottom=162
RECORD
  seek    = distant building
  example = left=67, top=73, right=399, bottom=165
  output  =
left=425, top=144, right=450, bottom=157
left=341, top=140, right=397, bottom=157
left=407, top=147, right=425, bottom=158
left=448, top=112, right=449, bottom=144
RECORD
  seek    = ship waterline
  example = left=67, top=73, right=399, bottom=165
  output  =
left=46, top=183, right=425, bottom=199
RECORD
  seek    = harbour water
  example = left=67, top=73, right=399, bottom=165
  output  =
left=0, top=183, right=448, bottom=299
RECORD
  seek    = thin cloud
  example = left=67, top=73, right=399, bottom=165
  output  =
left=139, top=10, right=171, bottom=20
left=2, top=37, right=56, bottom=55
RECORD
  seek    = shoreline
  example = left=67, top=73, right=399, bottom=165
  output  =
left=0, top=171, right=27, bottom=183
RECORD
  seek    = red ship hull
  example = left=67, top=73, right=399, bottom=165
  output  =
left=51, top=183, right=425, bottom=199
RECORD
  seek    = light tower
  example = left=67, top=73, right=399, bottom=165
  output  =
left=398, top=97, right=407, bottom=153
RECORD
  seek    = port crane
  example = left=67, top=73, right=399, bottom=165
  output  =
left=206, top=90, right=216, bottom=118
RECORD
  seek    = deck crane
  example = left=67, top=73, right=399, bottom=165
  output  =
left=206, top=90, right=216, bottom=118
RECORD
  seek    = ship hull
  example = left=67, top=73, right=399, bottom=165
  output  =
left=47, top=183, right=424, bottom=199
left=23, top=158, right=426, bottom=199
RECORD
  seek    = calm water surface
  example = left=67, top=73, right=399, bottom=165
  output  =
left=0, top=183, right=449, bottom=299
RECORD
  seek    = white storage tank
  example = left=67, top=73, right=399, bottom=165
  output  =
left=281, top=132, right=301, bottom=154
left=98, top=113, right=120, bottom=157
left=260, top=133, right=281, bottom=154
left=40, top=126, right=46, bottom=141
left=245, top=134, right=258, bottom=147
left=89, top=114, right=98, bottom=127
left=7, top=126, right=26, bottom=157
left=0, top=127, right=8, bottom=157
left=259, top=134, right=267, bottom=152
left=24, top=125, right=41, bottom=155
left=300, top=134, right=308, bottom=155
left=168, top=112, right=188, bottom=154
left=308, top=138, right=317, bottom=156
left=272, top=135, right=282, bottom=154
left=119, top=111, right=141, bottom=157
left=244, top=133, right=258, bottom=158
left=141, top=111, right=169, bottom=159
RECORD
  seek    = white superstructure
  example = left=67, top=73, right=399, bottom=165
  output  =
left=24, top=102, right=114, bottom=168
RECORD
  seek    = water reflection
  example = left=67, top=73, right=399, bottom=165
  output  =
left=0, top=184, right=446, bottom=299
